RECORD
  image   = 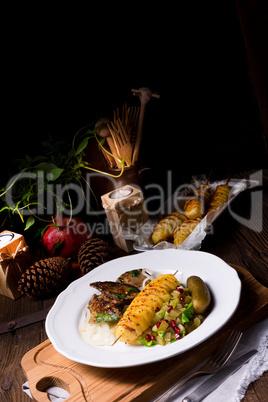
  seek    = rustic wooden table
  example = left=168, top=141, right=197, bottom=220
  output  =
left=0, top=169, right=267, bottom=401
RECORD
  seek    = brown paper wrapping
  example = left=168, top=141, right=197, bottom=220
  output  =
left=0, top=231, right=32, bottom=299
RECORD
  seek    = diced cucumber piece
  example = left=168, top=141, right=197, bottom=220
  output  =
left=156, top=334, right=166, bottom=346
left=156, top=310, right=165, bottom=320
left=158, top=320, right=169, bottom=332
left=165, top=332, right=172, bottom=342
left=169, top=309, right=180, bottom=318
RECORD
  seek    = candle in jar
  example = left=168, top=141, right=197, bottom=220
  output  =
left=109, top=187, right=133, bottom=199
left=0, top=233, right=14, bottom=245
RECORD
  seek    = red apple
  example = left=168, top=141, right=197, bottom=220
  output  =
left=42, top=216, right=91, bottom=258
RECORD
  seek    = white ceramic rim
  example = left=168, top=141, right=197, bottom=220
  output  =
left=46, top=249, right=241, bottom=368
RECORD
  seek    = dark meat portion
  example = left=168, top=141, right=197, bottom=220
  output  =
left=87, top=294, right=124, bottom=323
left=88, top=278, right=141, bottom=324
left=116, top=269, right=148, bottom=288
left=90, top=281, right=140, bottom=301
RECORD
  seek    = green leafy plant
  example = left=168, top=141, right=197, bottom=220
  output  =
left=0, top=124, right=125, bottom=232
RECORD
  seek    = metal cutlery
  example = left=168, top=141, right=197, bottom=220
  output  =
left=0, top=308, right=50, bottom=334
left=182, top=349, right=257, bottom=402
left=152, top=329, right=243, bottom=402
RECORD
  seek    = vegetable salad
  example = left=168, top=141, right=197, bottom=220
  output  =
left=139, top=284, right=204, bottom=347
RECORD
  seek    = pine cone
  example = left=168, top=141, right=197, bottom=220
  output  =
left=18, top=257, right=71, bottom=298
left=78, top=238, right=111, bottom=275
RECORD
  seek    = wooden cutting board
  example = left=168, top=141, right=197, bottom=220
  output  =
left=21, top=264, right=268, bottom=402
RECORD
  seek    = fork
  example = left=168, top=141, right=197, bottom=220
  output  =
left=152, top=329, right=243, bottom=402
left=108, top=118, right=133, bottom=167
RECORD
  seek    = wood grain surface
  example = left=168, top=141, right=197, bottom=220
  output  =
left=20, top=264, right=268, bottom=402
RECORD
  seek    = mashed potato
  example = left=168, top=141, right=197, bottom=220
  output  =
left=79, top=307, right=117, bottom=346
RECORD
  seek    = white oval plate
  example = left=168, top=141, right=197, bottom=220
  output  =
left=45, top=249, right=241, bottom=368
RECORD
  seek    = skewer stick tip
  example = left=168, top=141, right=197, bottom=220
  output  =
left=206, top=169, right=213, bottom=184
left=112, top=335, right=121, bottom=346
left=226, top=171, right=231, bottom=184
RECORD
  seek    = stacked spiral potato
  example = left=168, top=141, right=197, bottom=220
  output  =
left=152, top=182, right=230, bottom=247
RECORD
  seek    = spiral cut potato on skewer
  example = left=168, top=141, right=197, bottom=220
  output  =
left=184, top=199, right=202, bottom=220
left=151, top=212, right=187, bottom=244
left=195, top=184, right=211, bottom=216
left=114, top=274, right=179, bottom=343
left=151, top=178, right=230, bottom=248
left=184, top=183, right=211, bottom=219
left=207, top=184, right=230, bottom=213
left=174, top=218, right=201, bottom=246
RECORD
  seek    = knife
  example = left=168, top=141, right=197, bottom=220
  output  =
left=0, top=308, right=50, bottom=334
left=181, top=349, right=257, bottom=402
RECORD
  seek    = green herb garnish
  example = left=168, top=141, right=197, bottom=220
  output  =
left=130, top=270, right=140, bottom=277
left=181, top=302, right=194, bottom=324
left=95, top=313, right=119, bottom=323
left=138, top=336, right=158, bottom=347
left=115, top=292, right=126, bottom=299
left=127, top=286, right=139, bottom=295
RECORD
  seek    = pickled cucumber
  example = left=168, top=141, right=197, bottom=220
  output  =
left=186, top=276, right=211, bottom=314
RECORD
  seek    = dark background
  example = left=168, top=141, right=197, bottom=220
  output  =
left=1, top=2, right=267, bottom=189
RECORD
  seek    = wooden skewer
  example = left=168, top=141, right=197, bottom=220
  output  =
left=124, top=106, right=131, bottom=138
left=107, top=123, right=121, bottom=156
left=122, top=103, right=128, bottom=125
left=132, top=102, right=145, bottom=163
left=226, top=171, right=231, bottom=184
left=111, top=335, right=121, bottom=346
left=127, top=106, right=140, bottom=144
left=206, top=169, right=212, bottom=184
left=112, top=271, right=179, bottom=347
